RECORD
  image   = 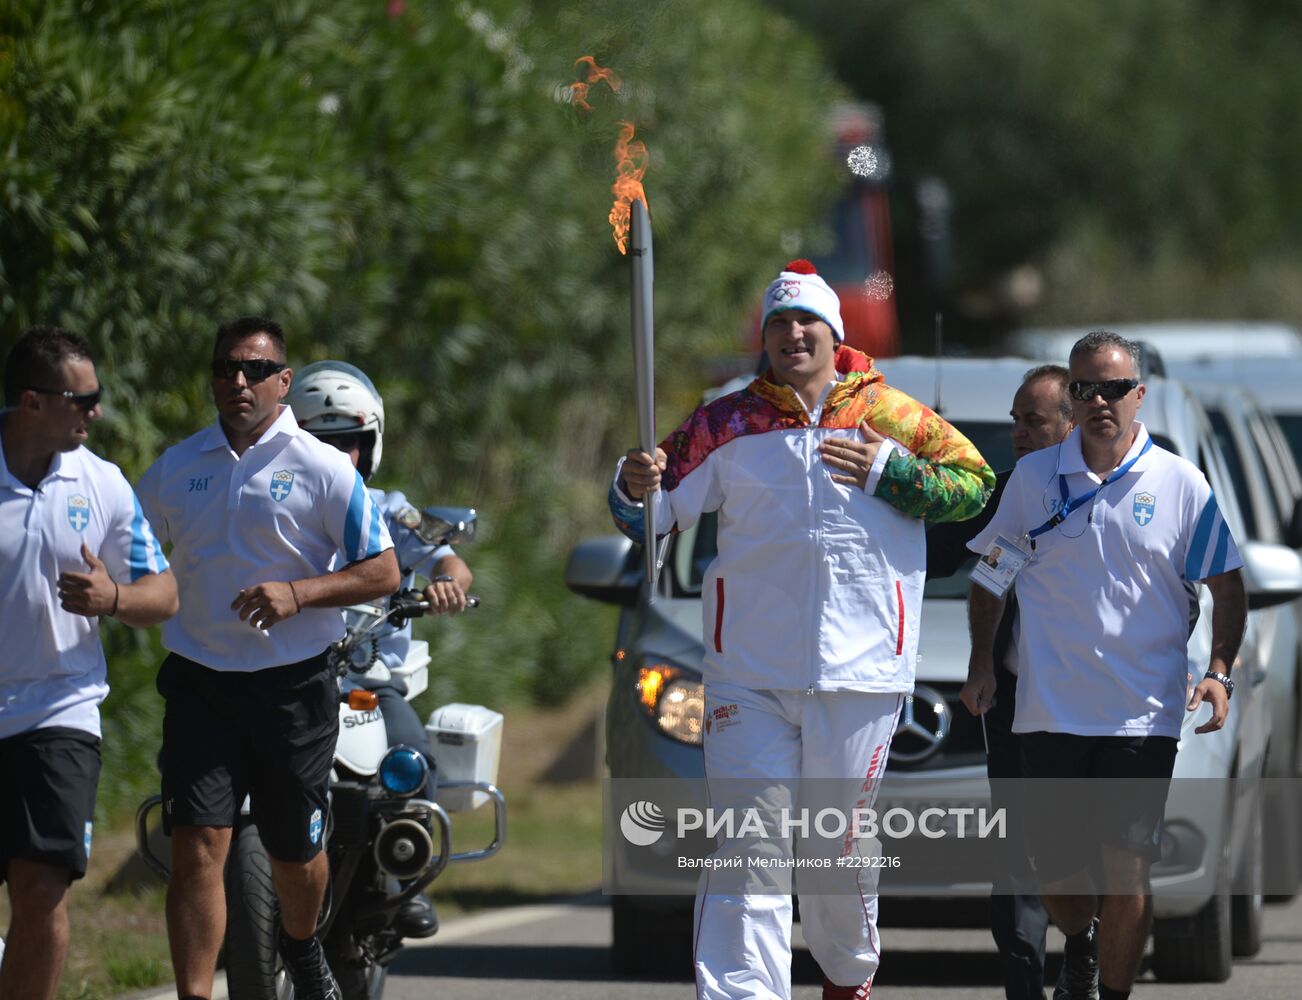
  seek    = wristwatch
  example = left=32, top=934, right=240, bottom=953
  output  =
left=1204, top=670, right=1235, bottom=699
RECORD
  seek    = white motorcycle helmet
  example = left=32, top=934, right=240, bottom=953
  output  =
left=288, top=361, right=385, bottom=480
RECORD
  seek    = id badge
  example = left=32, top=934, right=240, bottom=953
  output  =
left=970, top=534, right=1031, bottom=599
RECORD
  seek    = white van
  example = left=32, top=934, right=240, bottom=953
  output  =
left=1006, top=322, right=1302, bottom=365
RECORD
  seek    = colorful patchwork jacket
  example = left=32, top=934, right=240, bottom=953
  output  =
left=608, top=347, right=993, bottom=692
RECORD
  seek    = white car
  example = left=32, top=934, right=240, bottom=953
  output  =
left=565, top=355, right=1302, bottom=981
left=1010, top=323, right=1302, bottom=468
left=877, top=355, right=1301, bottom=982
left=1007, top=322, right=1302, bottom=365
left=1169, top=354, right=1302, bottom=477
left=1173, top=380, right=1302, bottom=901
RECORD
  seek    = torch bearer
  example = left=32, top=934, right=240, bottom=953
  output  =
left=628, top=196, right=661, bottom=597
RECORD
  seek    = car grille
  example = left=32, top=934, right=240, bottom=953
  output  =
left=887, top=683, right=986, bottom=771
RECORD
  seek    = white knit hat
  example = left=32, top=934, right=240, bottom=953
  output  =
left=760, top=259, right=845, bottom=343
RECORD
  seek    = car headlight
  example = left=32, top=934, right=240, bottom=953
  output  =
left=378, top=746, right=429, bottom=796
left=636, top=664, right=705, bottom=746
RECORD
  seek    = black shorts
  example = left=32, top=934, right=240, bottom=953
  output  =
left=0, top=727, right=101, bottom=883
left=157, top=652, right=339, bottom=862
left=1020, top=731, right=1178, bottom=885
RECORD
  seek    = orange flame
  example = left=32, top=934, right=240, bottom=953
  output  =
left=609, top=121, right=648, bottom=255
left=569, top=56, right=622, bottom=113
left=568, top=57, right=648, bottom=254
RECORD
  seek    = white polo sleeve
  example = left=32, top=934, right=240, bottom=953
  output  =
left=326, top=464, right=394, bottom=563
left=967, top=461, right=1030, bottom=556
left=1180, top=479, right=1244, bottom=581
left=101, top=467, right=170, bottom=582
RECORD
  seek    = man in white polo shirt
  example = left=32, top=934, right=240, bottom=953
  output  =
left=137, top=316, right=399, bottom=1000
left=961, top=331, right=1246, bottom=1000
left=1, top=325, right=176, bottom=1000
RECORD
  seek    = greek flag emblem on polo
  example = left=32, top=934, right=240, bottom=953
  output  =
left=67, top=494, right=90, bottom=532
left=269, top=470, right=294, bottom=502
left=309, top=808, right=323, bottom=845
left=1133, top=492, right=1156, bottom=526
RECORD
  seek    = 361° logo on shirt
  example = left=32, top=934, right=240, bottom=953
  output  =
left=269, top=470, right=295, bottom=503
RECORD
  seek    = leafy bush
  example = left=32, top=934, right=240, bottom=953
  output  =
left=3, top=0, right=844, bottom=819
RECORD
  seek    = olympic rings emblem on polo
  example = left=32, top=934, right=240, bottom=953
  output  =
left=1133, top=492, right=1156, bottom=526
left=887, top=684, right=951, bottom=764
left=269, top=470, right=295, bottom=503
left=66, top=495, right=91, bottom=532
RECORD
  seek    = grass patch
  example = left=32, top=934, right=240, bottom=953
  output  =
left=105, top=950, right=169, bottom=991
left=63, top=879, right=172, bottom=1000
left=0, top=865, right=174, bottom=1000
left=431, top=779, right=604, bottom=916
left=0, top=679, right=609, bottom=997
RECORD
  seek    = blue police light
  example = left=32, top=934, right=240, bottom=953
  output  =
left=378, top=746, right=428, bottom=797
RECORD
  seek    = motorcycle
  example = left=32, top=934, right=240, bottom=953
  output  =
left=136, top=506, right=507, bottom=1000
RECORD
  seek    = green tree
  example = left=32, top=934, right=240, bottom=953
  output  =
left=787, top=0, right=1302, bottom=338
left=1, top=0, right=844, bottom=816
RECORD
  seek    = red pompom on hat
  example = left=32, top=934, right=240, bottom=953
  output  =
left=784, top=259, right=818, bottom=275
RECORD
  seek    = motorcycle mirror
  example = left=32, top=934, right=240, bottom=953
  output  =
left=417, top=506, right=478, bottom=546
left=347, top=689, right=379, bottom=712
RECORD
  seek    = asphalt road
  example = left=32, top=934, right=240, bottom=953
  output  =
left=127, top=891, right=1302, bottom=999
left=377, top=892, right=1302, bottom=999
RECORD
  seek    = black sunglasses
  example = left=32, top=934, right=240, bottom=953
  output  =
left=211, top=358, right=286, bottom=383
left=1068, top=378, right=1139, bottom=402
left=27, top=386, right=103, bottom=411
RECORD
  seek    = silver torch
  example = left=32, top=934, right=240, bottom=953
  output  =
left=628, top=197, right=661, bottom=597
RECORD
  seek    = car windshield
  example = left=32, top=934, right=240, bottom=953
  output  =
left=1206, top=409, right=1258, bottom=538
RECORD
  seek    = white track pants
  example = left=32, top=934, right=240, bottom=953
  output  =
left=692, top=683, right=904, bottom=1000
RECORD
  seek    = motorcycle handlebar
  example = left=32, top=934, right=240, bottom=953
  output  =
left=387, top=589, right=429, bottom=623
left=387, top=590, right=480, bottom=623
left=332, top=589, right=482, bottom=673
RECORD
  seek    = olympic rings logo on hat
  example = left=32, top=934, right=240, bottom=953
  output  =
left=772, top=281, right=802, bottom=302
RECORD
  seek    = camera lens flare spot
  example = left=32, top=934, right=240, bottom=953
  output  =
left=864, top=271, right=894, bottom=301
left=847, top=144, right=879, bottom=178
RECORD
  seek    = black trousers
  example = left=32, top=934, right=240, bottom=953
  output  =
left=987, top=662, right=1050, bottom=1000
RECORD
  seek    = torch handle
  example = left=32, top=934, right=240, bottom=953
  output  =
left=629, top=198, right=659, bottom=597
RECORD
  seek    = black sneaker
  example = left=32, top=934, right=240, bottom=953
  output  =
left=394, top=892, right=440, bottom=939
left=278, top=929, right=343, bottom=1000
left=1053, top=917, right=1099, bottom=1000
